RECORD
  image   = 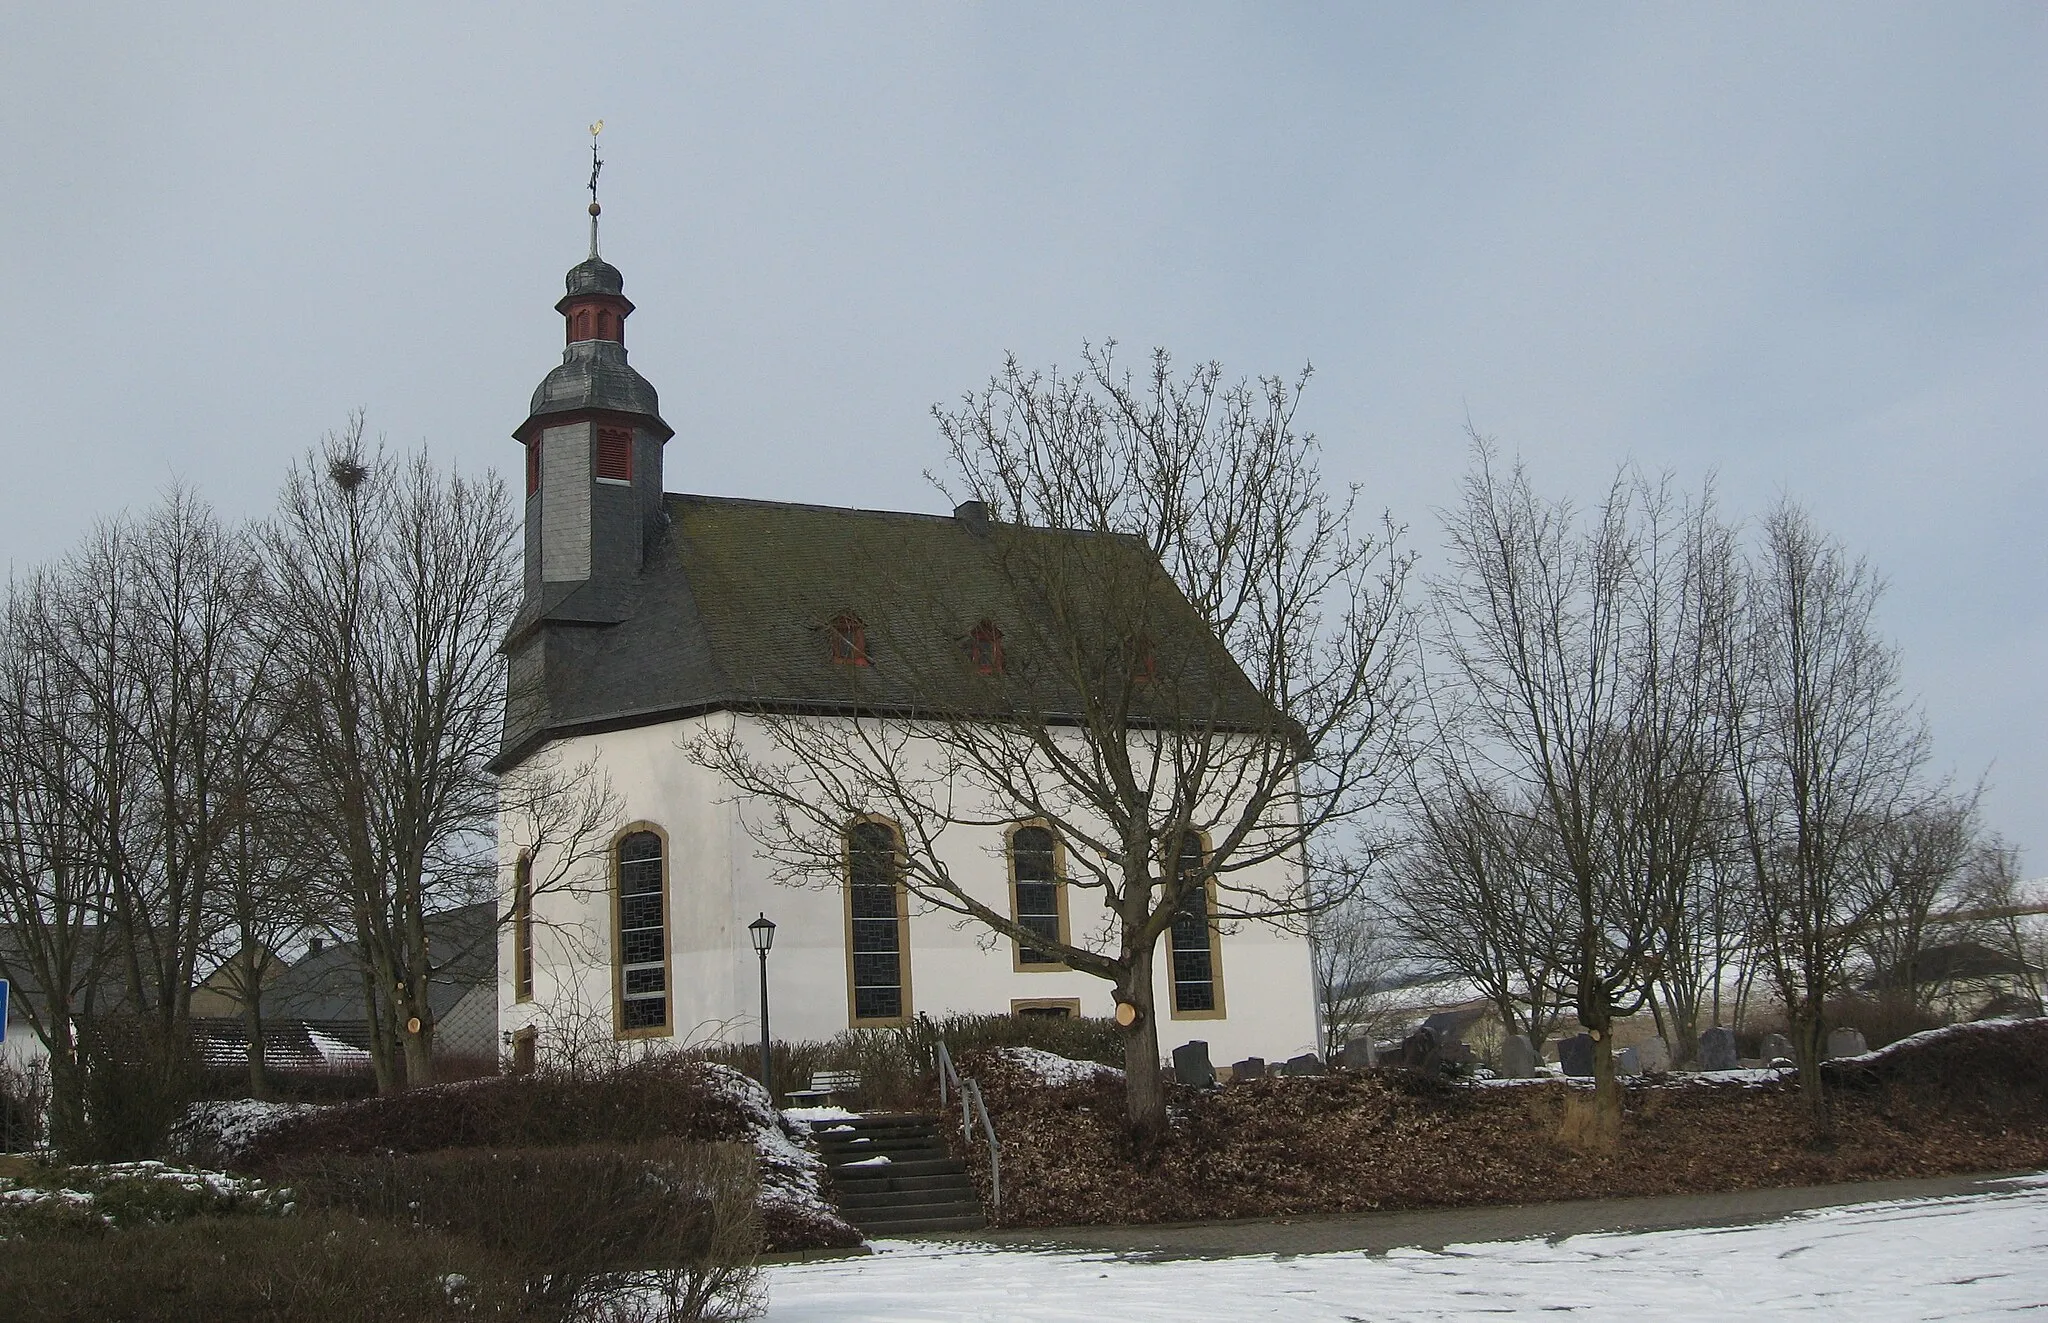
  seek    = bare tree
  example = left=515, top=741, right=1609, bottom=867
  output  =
left=1385, top=767, right=1575, bottom=1063
left=263, top=418, right=518, bottom=1090
left=0, top=569, right=111, bottom=1145
left=1851, top=796, right=1980, bottom=1018
left=1950, top=836, right=2043, bottom=1018
left=690, top=346, right=1418, bottom=1140
left=1723, top=500, right=1928, bottom=1134
left=1431, top=443, right=1731, bottom=1138
left=1307, top=887, right=1406, bottom=1056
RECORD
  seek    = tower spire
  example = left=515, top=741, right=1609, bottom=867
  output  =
left=586, top=119, right=605, bottom=258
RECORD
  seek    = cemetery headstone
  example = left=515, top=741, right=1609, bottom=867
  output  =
left=1337, top=1038, right=1376, bottom=1070
left=1281, top=1052, right=1326, bottom=1077
left=1500, top=1034, right=1537, bottom=1079
left=1558, top=1033, right=1595, bottom=1078
left=1397, top=1026, right=1442, bottom=1075
left=1637, top=1036, right=1672, bottom=1074
left=1172, top=1040, right=1216, bottom=1088
left=1759, top=1032, right=1795, bottom=1066
left=1230, top=1057, right=1266, bottom=1082
left=1698, top=1026, right=1738, bottom=1071
left=1616, top=1045, right=1642, bottom=1076
left=1825, top=1027, right=1869, bottom=1059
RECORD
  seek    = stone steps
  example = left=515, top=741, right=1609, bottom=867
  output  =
left=810, top=1112, right=985, bottom=1236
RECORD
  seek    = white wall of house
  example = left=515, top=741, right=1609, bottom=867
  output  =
left=499, top=714, right=1322, bottom=1070
left=2, top=1016, right=51, bottom=1074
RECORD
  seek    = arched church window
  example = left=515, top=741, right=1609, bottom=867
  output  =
left=846, top=819, right=910, bottom=1024
left=1167, top=830, right=1225, bottom=1018
left=1008, top=823, right=1064, bottom=967
left=615, top=828, right=670, bottom=1035
left=526, top=439, right=541, bottom=496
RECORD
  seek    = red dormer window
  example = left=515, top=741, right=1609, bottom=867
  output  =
left=1132, top=636, right=1156, bottom=686
left=965, top=619, right=1004, bottom=675
left=596, top=427, right=632, bottom=481
left=829, top=613, right=869, bottom=666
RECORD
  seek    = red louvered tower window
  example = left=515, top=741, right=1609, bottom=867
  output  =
left=596, top=426, right=633, bottom=481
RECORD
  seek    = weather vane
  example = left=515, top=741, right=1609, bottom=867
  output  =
left=587, top=119, right=605, bottom=258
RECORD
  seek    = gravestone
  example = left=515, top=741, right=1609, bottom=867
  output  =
left=1230, top=1057, right=1266, bottom=1082
left=1172, top=1040, right=1216, bottom=1088
left=1337, top=1039, right=1376, bottom=1070
left=1281, top=1052, right=1326, bottom=1077
left=1616, top=1045, right=1642, bottom=1076
left=1397, top=1026, right=1442, bottom=1075
left=1826, top=1027, right=1869, bottom=1059
left=1500, top=1034, right=1537, bottom=1079
left=1637, top=1036, right=1672, bottom=1074
left=1759, top=1033, right=1795, bottom=1066
left=1558, top=1033, right=1596, bottom=1078
left=1698, top=1026, right=1738, bottom=1071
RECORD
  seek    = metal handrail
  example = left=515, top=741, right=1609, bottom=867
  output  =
left=934, top=1039, right=1001, bottom=1215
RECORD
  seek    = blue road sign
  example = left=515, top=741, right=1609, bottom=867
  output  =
left=0, top=979, right=8, bottom=1044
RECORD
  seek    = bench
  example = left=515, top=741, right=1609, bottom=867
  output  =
left=784, top=1069, right=862, bottom=1108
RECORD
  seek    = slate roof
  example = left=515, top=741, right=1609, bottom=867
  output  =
left=525, top=339, right=667, bottom=432
left=498, top=494, right=1279, bottom=769
left=265, top=902, right=496, bottom=1028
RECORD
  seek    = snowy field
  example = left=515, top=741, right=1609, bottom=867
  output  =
left=763, top=1178, right=2048, bottom=1321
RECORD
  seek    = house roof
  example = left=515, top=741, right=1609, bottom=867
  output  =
left=265, top=902, right=496, bottom=1027
left=498, top=494, right=1278, bottom=768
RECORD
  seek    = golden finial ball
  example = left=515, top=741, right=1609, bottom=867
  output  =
left=588, top=202, right=602, bottom=216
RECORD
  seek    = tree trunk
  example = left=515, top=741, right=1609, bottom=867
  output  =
left=240, top=962, right=270, bottom=1101
left=1116, top=945, right=1168, bottom=1145
left=360, top=969, right=401, bottom=1094
left=1580, top=975, right=1623, bottom=1146
left=1791, top=1000, right=1831, bottom=1139
left=400, top=975, right=436, bottom=1089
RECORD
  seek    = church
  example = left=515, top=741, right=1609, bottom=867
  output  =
left=492, top=200, right=1322, bottom=1072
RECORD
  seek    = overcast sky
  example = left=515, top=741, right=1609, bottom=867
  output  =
left=3, top=6, right=2042, bottom=864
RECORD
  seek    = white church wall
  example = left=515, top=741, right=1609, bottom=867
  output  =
left=499, top=713, right=1323, bottom=1071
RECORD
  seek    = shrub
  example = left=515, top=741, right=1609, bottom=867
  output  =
left=1822, top=1016, right=2048, bottom=1115
left=0, top=1058, right=49, bottom=1152
left=237, top=1058, right=742, bottom=1170
left=284, top=1142, right=763, bottom=1322
left=53, top=1015, right=199, bottom=1162
left=0, top=1160, right=289, bottom=1239
left=0, top=1211, right=522, bottom=1322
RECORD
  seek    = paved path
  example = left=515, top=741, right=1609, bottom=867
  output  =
left=952, top=1170, right=2043, bottom=1258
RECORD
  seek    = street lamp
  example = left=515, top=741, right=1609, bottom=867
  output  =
left=748, top=912, right=777, bottom=1099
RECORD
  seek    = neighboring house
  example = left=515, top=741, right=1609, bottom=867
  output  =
left=494, top=220, right=1321, bottom=1067
left=253, top=904, right=501, bottom=1064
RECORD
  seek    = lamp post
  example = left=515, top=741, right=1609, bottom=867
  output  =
left=748, top=912, right=777, bottom=1100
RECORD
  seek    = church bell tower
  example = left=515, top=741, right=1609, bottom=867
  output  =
left=514, top=127, right=672, bottom=602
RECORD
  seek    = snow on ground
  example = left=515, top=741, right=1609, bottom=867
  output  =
left=997, top=1047, right=1122, bottom=1087
left=762, top=1181, right=2048, bottom=1321
left=699, top=1063, right=861, bottom=1240
left=164, top=1097, right=319, bottom=1162
left=1832, top=1015, right=2047, bottom=1067
left=783, top=1106, right=862, bottom=1124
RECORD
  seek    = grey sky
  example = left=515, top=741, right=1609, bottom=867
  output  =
left=4, top=6, right=2043, bottom=863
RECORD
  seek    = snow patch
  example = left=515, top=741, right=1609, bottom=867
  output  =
left=1830, top=1015, right=2048, bottom=1067
left=996, top=1047, right=1123, bottom=1087
left=697, top=1062, right=862, bottom=1242
left=764, top=1178, right=2048, bottom=1321
left=783, top=1106, right=861, bottom=1123
left=165, top=1098, right=320, bottom=1163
